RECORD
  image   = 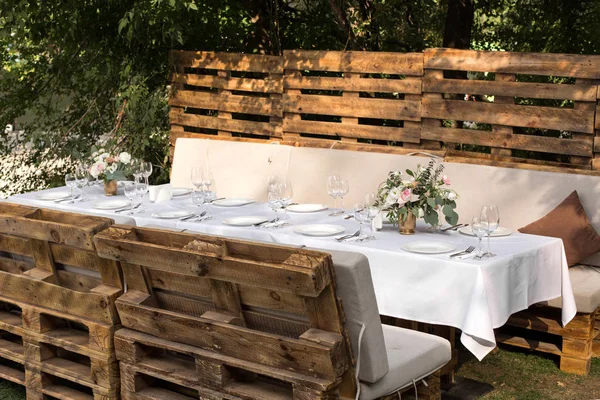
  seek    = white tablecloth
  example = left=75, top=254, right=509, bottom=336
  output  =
left=9, top=186, right=577, bottom=360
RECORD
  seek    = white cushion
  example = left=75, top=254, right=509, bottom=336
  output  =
left=314, top=249, right=389, bottom=383
left=543, top=264, right=600, bottom=314
left=360, top=324, right=451, bottom=400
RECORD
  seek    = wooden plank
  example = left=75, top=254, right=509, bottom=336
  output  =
left=283, top=50, right=423, bottom=75
left=170, top=111, right=281, bottom=137
left=422, top=97, right=595, bottom=134
left=94, top=227, right=331, bottom=297
left=169, top=90, right=282, bottom=117
left=422, top=127, right=592, bottom=156
left=496, top=333, right=561, bottom=355
left=56, top=270, right=102, bottom=293
left=282, top=136, right=444, bottom=156
left=0, top=233, right=32, bottom=257
left=424, top=48, right=600, bottom=79
left=116, top=292, right=345, bottom=381
left=283, top=120, right=422, bottom=143
left=283, top=94, right=421, bottom=121
left=169, top=130, right=279, bottom=147
left=0, top=273, right=117, bottom=324
left=0, top=256, right=34, bottom=274
left=0, top=364, right=25, bottom=385
left=171, top=73, right=282, bottom=93
left=283, top=76, right=421, bottom=94
left=424, top=76, right=597, bottom=101
left=30, top=240, right=59, bottom=282
left=170, top=50, right=283, bottom=74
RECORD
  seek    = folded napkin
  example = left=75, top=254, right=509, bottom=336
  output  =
left=372, top=213, right=383, bottom=231
left=149, top=184, right=172, bottom=203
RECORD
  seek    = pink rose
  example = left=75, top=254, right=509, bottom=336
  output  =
left=97, top=163, right=105, bottom=172
left=106, top=157, right=114, bottom=163
left=399, top=188, right=413, bottom=203
left=114, top=156, right=120, bottom=162
left=442, top=175, right=451, bottom=185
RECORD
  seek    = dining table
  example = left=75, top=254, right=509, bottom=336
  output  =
left=8, top=184, right=577, bottom=361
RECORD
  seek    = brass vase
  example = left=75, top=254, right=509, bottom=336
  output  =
left=104, top=180, right=117, bottom=196
left=399, top=213, right=416, bottom=235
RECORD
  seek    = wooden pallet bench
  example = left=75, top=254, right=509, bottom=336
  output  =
left=496, top=305, right=600, bottom=375
left=0, top=203, right=123, bottom=399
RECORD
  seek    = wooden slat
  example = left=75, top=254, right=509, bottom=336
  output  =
left=423, top=127, right=592, bottom=157
left=283, top=76, right=421, bottom=94
left=116, top=292, right=345, bottom=381
left=283, top=94, right=420, bottom=121
left=422, top=97, right=595, bottom=134
left=283, top=50, right=423, bottom=75
left=282, top=136, right=445, bottom=156
left=0, top=256, right=34, bottom=274
left=283, top=119, right=421, bottom=143
left=496, top=333, right=562, bottom=355
left=0, top=233, right=32, bottom=257
left=169, top=130, right=281, bottom=147
left=170, top=50, right=283, bottom=74
left=171, top=73, right=282, bottom=93
left=424, top=48, right=600, bottom=79
left=424, top=76, right=597, bottom=101
left=169, top=91, right=282, bottom=117
left=170, top=112, right=281, bottom=137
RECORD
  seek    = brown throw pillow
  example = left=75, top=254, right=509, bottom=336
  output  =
left=519, top=191, right=600, bottom=266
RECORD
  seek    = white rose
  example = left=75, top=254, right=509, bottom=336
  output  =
left=446, top=192, right=457, bottom=200
left=106, top=164, right=117, bottom=174
left=418, top=208, right=424, bottom=218
left=119, top=152, right=131, bottom=164
left=385, top=187, right=401, bottom=205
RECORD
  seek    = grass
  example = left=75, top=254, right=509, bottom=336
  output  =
left=0, top=349, right=597, bottom=399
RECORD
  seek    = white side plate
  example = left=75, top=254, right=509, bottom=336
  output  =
left=213, top=198, right=254, bottom=207
left=294, top=224, right=345, bottom=237
left=287, top=204, right=328, bottom=213
left=458, top=226, right=512, bottom=237
left=91, top=199, right=131, bottom=210
left=35, top=191, right=71, bottom=201
left=401, top=241, right=456, bottom=254
left=222, top=216, right=268, bottom=227
left=151, top=210, right=194, bottom=219
left=172, top=188, right=192, bottom=196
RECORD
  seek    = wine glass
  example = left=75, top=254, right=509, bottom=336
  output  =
left=471, top=216, right=487, bottom=260
left=192, top=190, right=206, bottom=218
left=135, top=175, right=148, bottom=212
left=268, top=190, right=281, bottom=221
left=65, top=173, right=77, bottom=197
left=201, top=168, right=215, bottom=193
left=354, top=202, right=368, bottom=240
left=278, top=180, right=293, bottom=223
left=481, top=205, right=500, bottom=258
left=123, top=182, right=137, bottom=213
left=267, top=175, right=280, bottom=195
left=191, top=166, right=203, bottom=190
left=141, top=161, right=153, bottom=184
left=131, top=158, right=143, bottom=180
left=75, top=165, right=89, bottom=201
left=338, top=179, right=349, bottom=215
left=327, top=175, right=341, bottom=216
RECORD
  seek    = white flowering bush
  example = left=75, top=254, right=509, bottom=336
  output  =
left=0, top=147, right=77, bottom=199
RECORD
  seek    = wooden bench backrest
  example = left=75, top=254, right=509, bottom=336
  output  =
left=422, top=48, right=600, bottom=170
left=169, top=48, right=600, bottom=175
left=168, top=50, right=284, bottom=154
left=94, top=225, right=355, bottom=392
left=0, top=202, right=122, bottom=324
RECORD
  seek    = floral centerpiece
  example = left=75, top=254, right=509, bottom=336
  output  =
left=89, top=148, right=132, bottom=196
left=375, top=159, right=459, bottom=234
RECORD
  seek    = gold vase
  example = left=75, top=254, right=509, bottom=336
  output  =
left=104, top=180, right=117, bottom=196
left=399, top=213, right=416, bottom=235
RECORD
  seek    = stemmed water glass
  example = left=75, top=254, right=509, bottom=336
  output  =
left=338, top=179, right=349, bottom=214
left=141, top=161, right=153, bottom=185
left=354, top=203, right=369, bottom=240
left=278, top=180, right=293, bottom=223
left=123, top=182, right=137, bottom=213
left=471, top=216, right=487, bottom=260
left=201, top=169, right=217, bottom=217
left=135, top=175, right=148, bottom=212
left=75, top=165, right=89, bottom=201
left=481, top=205, right=500, bottom=258
left=267, top=190, right=281, bottom=222
left=65, top=173, right=77, bottom=197
left=327, top=175, right=341, bottom=216
left=191, top=166, right=204, bottom=191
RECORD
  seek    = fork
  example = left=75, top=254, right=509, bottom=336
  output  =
left=255, top=218, right=277, bottom=227
left=335, top=230, right=360, bottom=242
left=449, top=245, right=475, bottom=258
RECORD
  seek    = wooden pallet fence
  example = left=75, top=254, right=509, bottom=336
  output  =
left=422, top=48, right=600, bottom=171
left=281, top=50, right=426, bottom=154
left=594, top=85, right=600, bottom=170
left=169, top=48, right=600, bottom=175
left=94, top=225, right=358, bottom=399
left=0, top=203, right=123, bottom=399
left=168, top=50, right=284, bottom=159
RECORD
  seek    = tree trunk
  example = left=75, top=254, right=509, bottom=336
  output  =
left=443, top=0, right=474, bottom=49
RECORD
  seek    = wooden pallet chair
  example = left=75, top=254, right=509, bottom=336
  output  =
left=94, top=225, right=451, bottom=400
left=0, top=202, right=123, bottom=399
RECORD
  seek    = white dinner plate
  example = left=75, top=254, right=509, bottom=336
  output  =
left=91, top=199, right=131, bottom=210
left=401, top=241, right=456, bottom=254
left=222, top=216, right=268, bottom=227
left=458, top=226, right=513, bottom=237
left=35, top=191, right=71, bottom=201
left=287, top=204, right=328, bottom=213
left=212, top=198, right=254, bottom=207
left=151, top=210, right=194, bottom=219
left=172, top=188, right=192, bottom=196
left=294, top=224, right=345, bottom=237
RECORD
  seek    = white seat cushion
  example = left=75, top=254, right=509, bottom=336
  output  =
left=543, top=264, right=600, bottom=314
left=360, top=324, right=451, bottom=400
